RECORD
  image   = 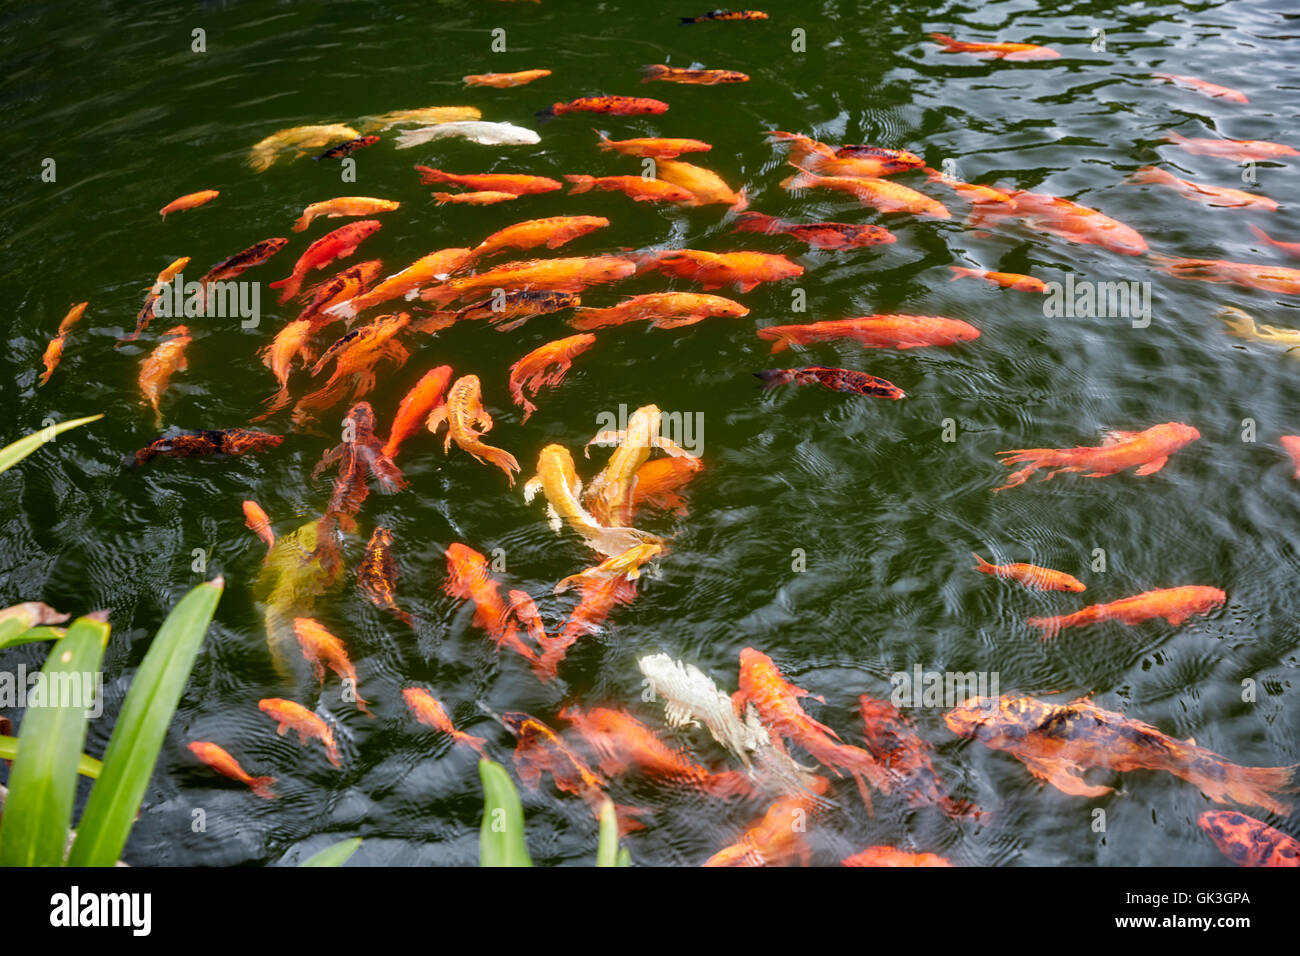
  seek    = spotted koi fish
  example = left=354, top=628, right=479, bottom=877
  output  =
left=312, top=402, right=406, bottom=530
left=356, top=527, right=412, bottom=625
left=538, top=96, right=669, bottom=120
left=314, top=135, right=380, bottom=160
left=126, top=428, right=282, bottom=469
left=733, top=211, right=896, bottom=249
left=755, top=366, right=905, bottom=399
left=1199, top=811, right=1299, bottom=867
left=858, top=696, right=974, bottom=817
left=681, top=9, right=769, bottom=23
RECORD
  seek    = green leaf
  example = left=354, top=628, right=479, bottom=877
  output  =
left=596, top=797, right=620, bottom=867
left=478, top=758, right=532, bottom=867
left=0, top=735, right=103, bottom=779
left=67, top=577, right=223, bottom=867
left=299, top=837, right=363, bottom=867
left=0, top=624, right=65, bottom=650
left=0, top=414, right=102, bottom=475
left=617, top=847, right=632, bottom=867
left=0, top=614, right=109, bottom=866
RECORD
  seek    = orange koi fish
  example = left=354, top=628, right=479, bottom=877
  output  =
left=946, top=694, right=1297, bottom=814
left=356, top=527, right=412, bottom=625
left=1127, top=166, right=1277, bottom=210
left=924, top=169, right=1016, bottom=205
left=1199, top=811, right=1299, bottom=867
left=126, top=428, right=283, bottom=470
left=967, top=190, right=1148, bottom=255
left=858, top=696, right=973, bottom=817
left=421, top=256, right=637, bottom=307
left=594, top=131, right=712, bottom=159
left=292, top=617, right=372, bottom=716
left=758, top=315, right=979, bottom=353
left=535, top=568, right=638, bottom=681
left=297, top=260, right=385, bottom=328
left=508, top=333, right=597, bottom=423
left=972, top=553, right=1085, bottom=592
left=160, top=189, right=219, bottom=219
left=1164, top=130, right=1297, bottom=161
left=427, top=374, right=520, bottom=485
left=443, top=543, right=539, bottom=664
left=1149, top=255, right=1300, bottom=295
left=463, top=69, right=552, bottom=87
left=242, top=499, right=275, bottom=548
left=324, top=247, right=472, bottom=321
left=766, top=129, right=835, bottom=164
left=1151, top=73, right=1248, bottom=104
left=292, top=197, right=399, bottom=232
left=563, top=174, right=696, bottom=204
left=270, top=220, right=383, bottom=303
left=994, top=422, right=1200, bottom=491
left=465, top=215, right=610, bottom=264
left=950, top=266, right=1046, bottom=292
left=584, top=404, right=692, bottom=526
left=640, top=249, right=803, bottom=292
left=737, top=648, right=892, bottom=808
left=1026, top=585, right=1225, bottom=640
left=782, top=167, right=951, bottom=219
left=930, top=32, right=1060, bottom=60
left=293, top=313, right=411, bottom=425
left=258, top=698, right=341, bottom=767
left=253, top=318, right=314, bottom=420
left=833, top=143, right=927, bottom=174
left=442, top=290, right=580, bottom=333
left=681, top=9, right=769, bottom=23
left=641, top=63, right=749, bottom=84
left=1281, top=436, right=1300, bottom=478
left=560, top=706, right=751, bottom=796
left=382, top=365, right=453, bottom=458
left=842, top=847, right=952, bottom=866
left=733, top=211, right=895, bottom=249
left=572, top=292, right=749, bottom=330
left=138, top=326, right=191, bottom=427
left=1248, top=224, right=1300, bottom=259
left=800, top=152, right=924, bottom=179
left=702, top=777, right=829, bottom=867
left=414, top=167, right=562, bottom=196
left=654, top=159, right=745, bottom=208
left=539, top=96, right=669, bottom=120
left=433, top=189, right=520, bottom=206
left=198, top=237, right=289, bottom=293
left=312, top=402, right=406, bottom=529
left=755, top=366, right=905, bottom=399
left=119, top=258, right=189, bottom=345
left=187, top=741, right=277, bottom=798
left=630, top=455, right=703, bottom=518
left=403, top=688, right=488, bottom=756
left=37, top=301, right=89, bottom=386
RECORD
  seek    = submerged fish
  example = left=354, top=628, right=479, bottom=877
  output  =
left=1149, top=254, right=1300, bottom=295
left=198, top=238, right=289, bottom=289
left=733, top=211, right=896, bottom=249
left=312, top=402, right=406, bottom=529
left=160, top=189, right=219, bottom=219
left=654, top=159, right=745, bottom=208
left=858, top=695, right=974, bottom=818
left=293, top=197, right=399, bottom=232
left=38, top=301, right=89, bottom=386
left=356, top=527, right=412, bottom=626
left=314, top=135, right=380, bottom=160
left=930, top=32, right=1060, bottom=60
left=782, top=167, right=951, bottom=218
left=1151, top=73, right=1248, bottom=104
left=640, top=64, right=749, bottom=85
left=138, top=325, right=192, bottom=427
left=1164, top=130, right=1297, bottom=161
left=258, top=698, right=341, bottom=767
left=842, top=847, right=952, bottom=867
left=534, top=552, right=645, bottom=680
left=563, top=174, right=695, bottom=204
left=382, top=365, right=454, bottom=459
left=248, top=124, right=361, bottom=172
left=463, top=69, right=552, bottom=88
left=293, top=617, right=372, bottom=716
left=432, top=190, right=519, bottom=206
left=702, top=778, right=829, bottom=867
left=414, top=166, right=563, bottom=195
left=640, top=249, right=803, bottom=292
left=242, top=500, right=275, bottom=549
left=680, top=9, right=769, bottom=23
left=538, top=96, right=669, bottom=120
left=1247, top=224, right=1300, bottom=259
left=360, top=106, right=482, bottom=131
left=584, top=404, right=692, bottom=528
left=950, top=266, right=1046, bottom=292
left=967, top=189, right=1148, bottom=256
left=441, top=289, right=580, bottom=333
left=629, top=456, right=704, bottom=518
left=508, top=333, right=597, bottom=423
left=187, top=742, right=277, bottom=798
left=972, top=553, right=1086, bottom=592
left=421, top=255, right=637, bottom=307
left=403, top=688, right=488, bottom=756
left=994, top=422, right=1201, bottom=491
left=127, top=428, right=283, bottom=469
left=636, top=652, right=770, bottom=767
left=1026, top=586, right=1225, bottom=639
left=1198, top=811, right=1299, bottom=867
left=120, top=258, right=190, bottom=345
left=393, top=121, right=539, bottom=149
left=1126, top=166, right=1277, bottom=210
left=426, top=374, right=520, bottom=485
left=572, top=292, right=749, bottom=330
left=755, top=366, right=905, bottom=399
left=443, top=543, right=540, bottom=664
left=758, top=315, right=979, bottom=353
left=594, top=131, right=712, bottom=159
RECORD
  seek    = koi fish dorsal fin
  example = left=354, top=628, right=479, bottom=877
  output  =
left=1101, top=429, right=1141, bottom=446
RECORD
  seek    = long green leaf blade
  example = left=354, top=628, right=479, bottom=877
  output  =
left=596, top=797, right=620, bottom=867
left=0, top=414, right=102, bottom=474
left=0, top=736, right=103, bottom=779
left=0, top=614, right=109, bottom=866
left=478, top=758, right=532, bottom=867
left=299, top=837, right=363, bottom=867
left=67, top=577, right=222, bottom=867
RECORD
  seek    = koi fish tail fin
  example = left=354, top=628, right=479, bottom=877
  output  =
left=1200, top=763, right=1298, bottom=816
left=325, top=744, right=342, bottom=769
left=678, top=16, right=696, bottom=25
left=613, top=805, right=651, bottom=836
left=754, top=369, right=793, bottom=390
left=1025, top=615, right=1062, bottom=641
left=640, top=64, right=669, bottom=83
left=253, top=386, right=293, bottom=422
left=949, top=266, right=980, bottom=281
left=535, top=105, right=557, bottom=124
left=779, top=169, right=820, bottom=191
left=733, top=211, right=776, bottom=234
left=1164, top=130, right=1190, bottom=145
left=972, top=552, right=995, bottom=573
left=477, top=446, right=520, bottom=486
left=291, top=215, right=310, bottom=233
left=592, top=526, right=662, bottom=559
left=1248, top=223, right=1280, bottom=247
left=703, top=769, right=756, bottom=799
left=929, top=33, right=960, bottom=50
left=755, top=327, right=794, bottom=354
left=730, top=189, right=749, bottom=213
left=247, top=148, right=275, bottom=174
left=1126, top=166, right=1172, bottom=186
left=992, top=452, right=1046, bottom=492
left=413, top=165, right=444, bottom=185
left=250, top=776, right=279, bottom=799
left=269, top=276, right=302, bottom=304
left=564, top=174, right=595, bottom=195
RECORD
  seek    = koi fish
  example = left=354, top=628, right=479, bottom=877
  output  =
left=1199, top=811, right=1299, bottom=867
left=441, top=289, right=580, bottom=333
left=1164, top=130, right=1297, bottom=161
left=38, top=301, right=89, bottom=386
left=1219, top=306, right=1300, bottom=351
left=314, top=135, right=380, bottom=160
left=681, top=9, right=769, bottom=23
left=737, top=647, right=892, bottom=808
left=293, top=197, right=399, bottom=232
left=945, top=694, right=1297, bottom=815
left=1026, top=586, right=1225, bottom=639
left=523, top=444, right=662, bottom=557
left=357, top=527, right=412, bottom=625
left=841, top=847, right=952, bottom=866
left=535, top=560, right=640, bottom=681
left=243, top=500, right=275, bottom=549
left=392, top=120, right=539, bottom=149
left=427, top=375, right=520, bottom=485
left=967, top=190, right=1148, bottom=255
left=733, top=211, right=896, bottom=249
left=270, top=220, right=384, bottom=303
left=508, top=333, right=597, bottom=423
left=414, top=166, right=562, bottom=196
left=572, top=292, right=749, bottom=330
left=360, top=106, right=482, bottom=131
left=465, top=216, right=609, bottom=265
left=930, top=32, right=1060, bottom=60
left=432, top=190, right=519, bottom=206
left=297, top=260, right=386, bottom=328
left=421, top=256, right=637, bottom=307
left=766, top=129, right=835, bottom=164
left=463, top=69, right=552, bottom=88
left=187, top=742, right=278, bottom=798
left=1149, top=255, right=1300, bottom=295
left=248, top=124, right=362, bottom=172
left=198, top=238, right=289, bottom=290
left=294, top=313, right=411, bottom=425
left=995, top=422, right=1201, bottom=491
left=120, top=258, right=190, bottom=345
left=833, top=144, right=927, bottom=175
left=1126, top=166, right=1277, bottom=210
left=382, top=365, right=453, bottom=458
left=292, top=617, right=372, bottom=716
left=563, top=174, right=696, bottom=204
left=702, top=777, right=830, bottom=867
left=858, top=696, right=973, bottom=817
left=1247, top=224, right=1300, bottom=258
left=654, top=159, right=745, bottom=208
left=325, top=247, right=472, bottom=320
left=253, top=319, right=314, bottom=420
left=585, top=404, right=692, bottom=527
left=637, top=652, right=771, bottom=767
left=258, top=698, right=341, bottom=767
left=758, top=315, right=980, bottom=353
left=629, top=455, right=704, bottom=518
left=312, top=402, right=406, bottom=528
left=160, top=189, right=218, bottom=219
left=640, top=64, right=749, bottom=84
left=138, top=326, right=191, bottom=427
left=560, top=706, right=751, bottom=797
left=443, top=543, right=539, bottom=664
left=594, top=131, right=712, bottom=159
left=782, top=167, right=951, bottom=218
left=538, top=96, right=669, bottom=120
left=1151, top=73, right=1248, bottom=104
left=127, top=428, right=283, bottom=469
left=972, top=553, right=1085, bottom=592
left=950, top=266, right=1046, bottom=292
left=755, top=366, right=905, bottom=400
left=1280, top=436, right=1300, bottom=478
left=925, top=169, right=1017, bottom=205
left=403, top=688, right=488, bottom=756
left=640, top=249, right=803, bottom=292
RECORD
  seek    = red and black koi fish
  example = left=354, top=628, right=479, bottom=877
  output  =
left=755, top=366, right=905, bottom=399
left=315, top=135, right=381, bottom=160
left=538, top=96, right=669, bottom=122
left=733, top=211, right=896, bottom=250
left=126, top=428, right=283, bottom=469
left=681, top=9, right=769, bottom=23
left=311, top=402, right=406, bottom=530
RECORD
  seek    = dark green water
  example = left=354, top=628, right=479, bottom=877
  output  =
left=3, top=0, right=1299, bottom=866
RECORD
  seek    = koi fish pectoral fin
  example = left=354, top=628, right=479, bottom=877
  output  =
left=1020, top=755, right=1113, bottom=798
left=1133, top=456, right=1169, bottom=476
left=544, top=502, right=564, bottom=534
